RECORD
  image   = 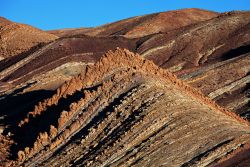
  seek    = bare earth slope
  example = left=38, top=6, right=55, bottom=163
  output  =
left=5, top=49, right=250, bottom=166
left=49, top=8, right=218, bottom=38
left=0, top=17, right=58, bottom=60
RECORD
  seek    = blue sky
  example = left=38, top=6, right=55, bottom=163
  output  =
left=1, top=0, right=250, bottom=30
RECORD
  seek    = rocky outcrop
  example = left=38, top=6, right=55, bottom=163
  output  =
left=6, top=49, right=249, bottom=166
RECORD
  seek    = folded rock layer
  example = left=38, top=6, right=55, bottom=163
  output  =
left=0, top=11, right=249, bottom=121
left=9, top=49, right=250, bottom=167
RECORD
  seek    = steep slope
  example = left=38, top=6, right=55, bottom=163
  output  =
left=49, top=8, right=218, bottom=38
left=3, top=49, right=249, bottom=166
left=0, top=17, right=58, bottom=60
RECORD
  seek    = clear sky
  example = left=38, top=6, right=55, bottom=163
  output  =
left=1, top=0, right=250, bottom=30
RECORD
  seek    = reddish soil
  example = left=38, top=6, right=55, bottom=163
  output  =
left=0, top=17, right=57, bottom=60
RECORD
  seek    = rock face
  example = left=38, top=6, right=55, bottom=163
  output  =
left=0, top=17, right=58, bottom=60
left=0, top=8, right=249, bottom=166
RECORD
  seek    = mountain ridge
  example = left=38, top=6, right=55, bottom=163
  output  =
left=12, top=49, right=250, bottom=166
left=0, top=8, right=249, bottom=166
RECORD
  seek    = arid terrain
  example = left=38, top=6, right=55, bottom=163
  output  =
left=0, top=8, right=249, bottom=166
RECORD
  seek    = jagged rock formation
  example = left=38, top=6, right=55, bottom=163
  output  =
left=0, top=10, right=249, bottom=120
left=0, top=17, right=58, bottom=60
left=0, top=9, right=249, bottom=166
left=4, top=49, right=250, bottom=166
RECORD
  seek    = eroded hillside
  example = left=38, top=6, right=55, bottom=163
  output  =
left=0, top=17, right=58, bottom=60
left=0, top=8, right=249, bottom=167
left=0, top=10, right=249, bottom=121
left=2, top=49, right=250, bottom=166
